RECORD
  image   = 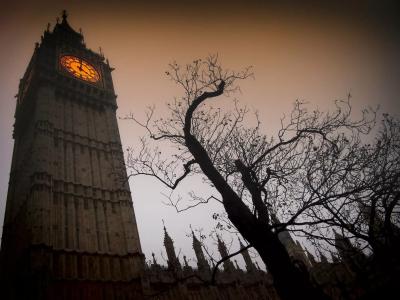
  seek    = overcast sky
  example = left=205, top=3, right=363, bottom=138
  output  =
left=0, top=0, right=399, bottom=268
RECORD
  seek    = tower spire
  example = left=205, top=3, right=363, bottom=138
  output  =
left=190, top=226, right=211, bottom=274
left=152, top=252, right=158, bottom=265
left=61, top=9, right=68, bottom=22
left=234, top=259, right=241, bottom=270
left=333, top=229, right=367, bottom=271
left=163, top=222, right=181, bottom=273
left=51, top=11, right=84, bottom=47
left=306, top=249, right=316, bottom=266
left=318, top=249, right=328, bottom=264
left=238, top=237, right=257, bottom=273
left=216, top=234, right=235, bottom=272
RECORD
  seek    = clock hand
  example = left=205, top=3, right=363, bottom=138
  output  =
left=79, top=67, right=91, bottom=76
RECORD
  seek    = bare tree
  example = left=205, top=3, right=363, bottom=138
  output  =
left=300, top=113, right=400, bottom=272
left=125, top=56, right=377, bottom=300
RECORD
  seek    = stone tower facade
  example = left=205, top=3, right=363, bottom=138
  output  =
left=0, top=12, right=144, bottom=299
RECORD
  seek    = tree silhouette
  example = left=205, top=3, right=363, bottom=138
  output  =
left=301, top=113, right=400, bottom=296
left=125, top=56, right=382, bottom=300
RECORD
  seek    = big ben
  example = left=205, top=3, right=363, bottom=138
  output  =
left=0, top=11, right=145, bottom=299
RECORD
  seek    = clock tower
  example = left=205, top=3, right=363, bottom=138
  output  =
left=0, top=11, right=145, bottom=299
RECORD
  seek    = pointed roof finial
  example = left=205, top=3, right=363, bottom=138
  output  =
left=189, top=224, right=195, bottom=235
left=318, top=249, right=328, bottom=263
left=234, top=259, right=240, bottom=270
left=183, top=255, right=189, bottom=267
left=162, top=219, right=173, bottom=244
left=62, top=10, right=68, bottom=22
left=332, top=228, right=345, bottom=241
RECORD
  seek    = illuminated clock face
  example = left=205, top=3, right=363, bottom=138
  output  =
left=60, top=55, right=100, bottom=83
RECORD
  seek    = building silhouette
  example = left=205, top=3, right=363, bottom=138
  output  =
left=145, top=225, right=278, bottom=299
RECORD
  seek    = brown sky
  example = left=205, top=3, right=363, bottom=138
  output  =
left=0, top=0, right=399, bottom=266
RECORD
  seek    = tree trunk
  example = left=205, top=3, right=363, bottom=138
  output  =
left=223, top=198, right=330, bottom=300
left=184, top=123, right=329, bottom=300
